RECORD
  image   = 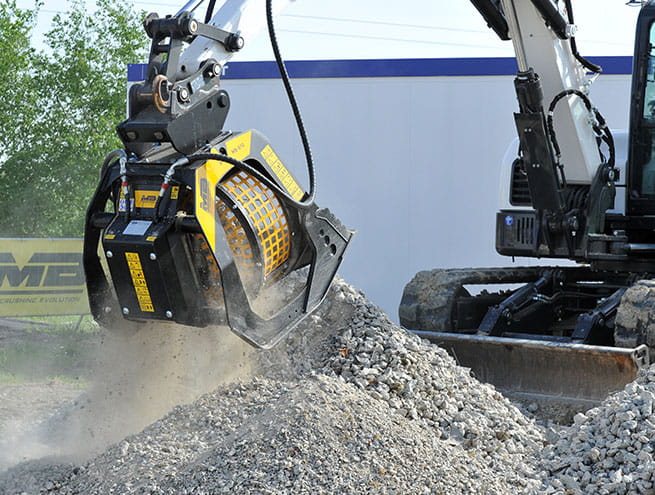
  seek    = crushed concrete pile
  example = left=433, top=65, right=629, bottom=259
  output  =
left=540, top=366, right=655, bottom=495
left=324, top=283, right=543, bottom=491
left=3, top=279, right=653, bottom=494
left=0, top=280, right=545, bottom=494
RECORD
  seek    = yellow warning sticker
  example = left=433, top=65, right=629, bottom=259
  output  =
left=260, top=145, right=304, bottom=201
left=125, top=252, right=154, bottom=312
left=225, top=131, right=252, bottom=160
left=135, top=190, right=158, bottom=209
left=195, top=149, right=233, bottom=253
left=171, top=186, right=179, bottom=200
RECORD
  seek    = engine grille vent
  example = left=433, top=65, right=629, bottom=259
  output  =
left=515, top=215, right=536, bottom=247
left=496, top=211, right=538, bottom=256
left=510, top=159, right=532, bottom=206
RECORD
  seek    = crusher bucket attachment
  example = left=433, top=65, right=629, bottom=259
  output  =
left=84, top=130, right=353, bottom=349
left=400, top=267, right=650, bottom=405
left=82, top=1, right=353, bottom=349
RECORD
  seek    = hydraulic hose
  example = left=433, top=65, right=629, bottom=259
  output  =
left=182, top=152, right=313, bottom=208
left=546, top=89, right=615, bottom=173
left=151, top=0, right=319, bottom=217
left=204, top=0, right=216, bottom=23
left=265, top=0, right=316, bottom=205
left=563, top=0, right=602, bottom=74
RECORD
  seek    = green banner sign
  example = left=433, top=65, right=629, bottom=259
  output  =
left=0, top=238, right=89, bottom=317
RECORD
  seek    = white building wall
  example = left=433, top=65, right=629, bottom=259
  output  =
left=219, top=67, right=632, bottom=321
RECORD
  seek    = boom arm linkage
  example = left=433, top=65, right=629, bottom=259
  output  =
left=470, top=0, right=619, bottom=261
left=474, top=0, right=611, bottom=184
left=119, top=0, right=291, bottom=156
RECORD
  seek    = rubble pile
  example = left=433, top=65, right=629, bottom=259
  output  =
left=2, top=279, right=655, bottom=494
left=0, top=280, right=545, bottom=494
left=540, top=367, right=655, bottom=495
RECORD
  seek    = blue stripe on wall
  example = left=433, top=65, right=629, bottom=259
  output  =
left=127, top=56, right=632, bottom=82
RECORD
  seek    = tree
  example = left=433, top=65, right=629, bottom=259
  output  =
left=0, top=0, right=38, bottom=152
left=0, top=0, right=148, bottom=237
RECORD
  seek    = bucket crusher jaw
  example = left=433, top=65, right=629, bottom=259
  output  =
left=83, top=0, right=353, bottom=348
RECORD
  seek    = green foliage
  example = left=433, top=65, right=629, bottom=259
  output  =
left=0, top=0, right=148, bottom=237
left=0, top=0, right=38, bottom=151
left=0, top=337, right=95, bottom=382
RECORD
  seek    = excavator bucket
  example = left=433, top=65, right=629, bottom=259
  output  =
left=84, top=130, right=353, bottom=349
left=82, top=2, right=353, bottom=349
left=413, top=331, right=648, bottom=407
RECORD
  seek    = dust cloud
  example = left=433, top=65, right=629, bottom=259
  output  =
left=0, top=322, right=256, bottom=468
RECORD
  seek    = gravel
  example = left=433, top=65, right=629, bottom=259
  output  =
left=540, top=366, right=655, bottom=495
left=1, top=278, right=653, bottom=494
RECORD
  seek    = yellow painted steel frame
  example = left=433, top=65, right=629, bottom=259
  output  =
left=193, top=131, right=306, bottom=283
left=194, top=151, right=234, bottom=254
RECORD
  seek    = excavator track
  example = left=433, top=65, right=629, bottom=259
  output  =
left=399, top=267, right=543, bottom=332
left=400, top=267, right=649, bottom=408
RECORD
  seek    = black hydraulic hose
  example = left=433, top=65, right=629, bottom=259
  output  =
left=265, top=0, right=316, bottom=204
left=563, top=0, right=602, bottom=74
left=546, top=89, right=615, bottom=173
left=530, top=0, right=570, bottom=40
left=204, top=0, right=217, bottom=24
left=100, top=149, right=127, bottom=178
left=185, top=152, right=314, bottom=208
left=152, top=144, right=321, bottom=220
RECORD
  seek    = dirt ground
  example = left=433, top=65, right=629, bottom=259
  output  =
left=0, top=381, right=84, bottom=469
left=0, top=319, right=256, bottom=472
left=0, top=315, right=586, bottom=475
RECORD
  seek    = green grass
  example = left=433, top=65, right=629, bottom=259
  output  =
left=8, top=314, right=98, bottom=335
left=0, top=318, right=98, bottom=384
left=0, top=371, right=25, bottom=385
left=0, top=371, right=87, bottom=387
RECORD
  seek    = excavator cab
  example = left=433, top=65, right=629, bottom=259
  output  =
left=628, top=2, right=655, bottom=213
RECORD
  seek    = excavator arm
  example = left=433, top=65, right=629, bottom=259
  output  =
left=456, top=0, right=621, bottom=264
left=400, top=1, right=652, bottom=407
left=473, top=0, right=615, bottom=202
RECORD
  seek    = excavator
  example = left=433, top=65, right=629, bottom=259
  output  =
left=82, top=0, right=352, bottom=349
left=83, top=0, right=653, bottom=407
left=400, top=0, right=655, bottom=406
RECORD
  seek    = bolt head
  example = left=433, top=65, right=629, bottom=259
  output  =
left=106, top=250, right=113, bottom=258
left=149, top=252, right=157, bottom=260
left=165, top=310, right=173, bottom=319
left=122, top=307, right=130, bottom=315
left=177, top=87, right=190, bottom=103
